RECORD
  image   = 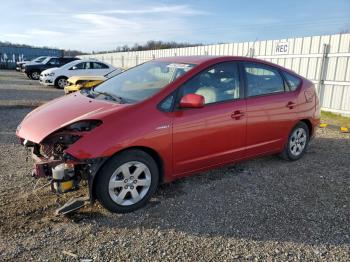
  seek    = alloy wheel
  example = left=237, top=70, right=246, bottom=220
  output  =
left=58, top=78, right=67, bottom=88
left=108, top=161, right=151, bottom=206
left=31, top=72, right=39, bottom=80
left=289, top=127, right=307, bottom=156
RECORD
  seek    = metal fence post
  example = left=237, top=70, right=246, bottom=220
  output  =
left=249, top=47, right=255, bottom=58
left=318, top=44, right=330, bottom=107
left=121, top=55, right=124, bottom=68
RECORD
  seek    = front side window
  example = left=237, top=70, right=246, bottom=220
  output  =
left=47, top=58, right=60, bottom=65
left=243, top=63, right=284, bottom=97
left=94, top=61, right=195, bottom=103
left=179, top=62, right=240, bottom=105
left=71, top=62, right=85, bottom=70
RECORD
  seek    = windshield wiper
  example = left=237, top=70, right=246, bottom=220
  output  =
left=91, top=89, right=125, bottom=103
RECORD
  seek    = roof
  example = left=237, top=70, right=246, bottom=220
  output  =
left=154, top=55, right=299, bottom=75
left=154, top=55, right=270, bottom=65
left=155, top=56, right=222, bottom=64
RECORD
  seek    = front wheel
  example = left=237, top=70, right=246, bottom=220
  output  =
left=95, top=150, right=159, bottom=213
left=280, top=122, right=309, bottom=161
left=30, top=71, right=40, bottom=80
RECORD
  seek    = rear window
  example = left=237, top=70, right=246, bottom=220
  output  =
left=284, top=72, right=301, bottom=91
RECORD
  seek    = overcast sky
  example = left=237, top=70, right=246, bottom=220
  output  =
left=1, top=0, right=349, bottom=52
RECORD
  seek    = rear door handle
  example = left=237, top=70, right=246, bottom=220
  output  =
left=286, top=101, right=296, bottom=109
left=231, top=110, right=244, bottom=120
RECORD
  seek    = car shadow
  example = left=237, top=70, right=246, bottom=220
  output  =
left=68, top=134, right=350, bottom=246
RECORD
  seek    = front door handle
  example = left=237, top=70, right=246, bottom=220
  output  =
left=231, top=110, right=244, bottom=120
left=287, top=101, right=296, bottom=109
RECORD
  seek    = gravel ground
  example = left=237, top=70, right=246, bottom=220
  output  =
left=0, top=70, right=349, bottom=261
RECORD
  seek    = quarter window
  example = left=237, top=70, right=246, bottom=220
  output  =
left=159, top=93, right=175, bottom=112
left=243, top=63, right=284, bottom=97
left=283, top=71, right=301, bottom=91
left=179, top=62, right=240, bottom=105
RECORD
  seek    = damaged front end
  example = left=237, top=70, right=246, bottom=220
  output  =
left=20, top=120, right=106, bottom=214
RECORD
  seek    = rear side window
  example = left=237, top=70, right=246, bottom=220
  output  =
left=93, top=62, right=109, bottom=69
left=243, top=62, right=284, bottom=97
left=283, top=72, right=301, bottom=91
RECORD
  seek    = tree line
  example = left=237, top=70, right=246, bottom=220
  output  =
left=92, top=40, right=203, bottom=54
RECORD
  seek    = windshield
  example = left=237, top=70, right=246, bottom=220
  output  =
left=94, top=61, right=195, bottom=103
left=42, top=57, right=53, bottom=64
left=33, top=56, right=46, bottom=63
left=104, top=68, right=123, bottom=78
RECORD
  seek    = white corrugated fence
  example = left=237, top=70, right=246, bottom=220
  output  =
left=80, top=33, right=350, bottom=115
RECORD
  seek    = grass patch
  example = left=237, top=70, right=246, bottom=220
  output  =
left=321, top=111, right=350, bottom=127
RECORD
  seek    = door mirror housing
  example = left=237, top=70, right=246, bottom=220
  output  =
left=179, top=94, right=204, bottom=109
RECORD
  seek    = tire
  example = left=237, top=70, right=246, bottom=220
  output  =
left=30, top=71, right=40, bottom=80
left=280, top=122, right=309, bottom=161
left=55, top=76, right=68, bottom=89
left=95, top=149, right=159, bottom=213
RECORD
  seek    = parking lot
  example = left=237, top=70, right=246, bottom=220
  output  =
left=0, top=70, right=349, bottom=261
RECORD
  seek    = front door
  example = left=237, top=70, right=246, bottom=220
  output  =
left=172, top=61, right=247, bottom=175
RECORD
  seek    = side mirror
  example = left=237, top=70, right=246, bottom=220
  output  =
left=179, top=93, right=204, bottom=109
left=71, top=66, right=78, bottom=70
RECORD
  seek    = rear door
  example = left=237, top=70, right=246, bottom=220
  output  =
left=171, top=61, right=247, bottom=175
left=241, top=62, right=297, bottom=156
left=91, top=62, right=111, bottom=75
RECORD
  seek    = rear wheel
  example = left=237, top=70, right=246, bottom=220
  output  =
left=55, top=76, right=68, bottom=89
left=280, top=122, right=309, bottom=161
left=95, top=150, right=159, bottom=213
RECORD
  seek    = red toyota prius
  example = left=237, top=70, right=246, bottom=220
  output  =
left=17, top=56, right=320, bottom=213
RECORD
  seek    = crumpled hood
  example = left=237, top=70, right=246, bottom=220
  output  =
left=16, top=92, right=127, bottom=143
left=68, top=75, right=106, bottom=84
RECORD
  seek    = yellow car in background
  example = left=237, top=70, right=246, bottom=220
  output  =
left=64, top=69, right=123, bottom=94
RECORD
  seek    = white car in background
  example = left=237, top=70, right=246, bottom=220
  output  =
left=39, top=59, right=119, bottom=89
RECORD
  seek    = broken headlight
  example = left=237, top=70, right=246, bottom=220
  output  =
left=41, top=120, right=102, bottom=159
left=62, top=120, right=102, bottom=132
